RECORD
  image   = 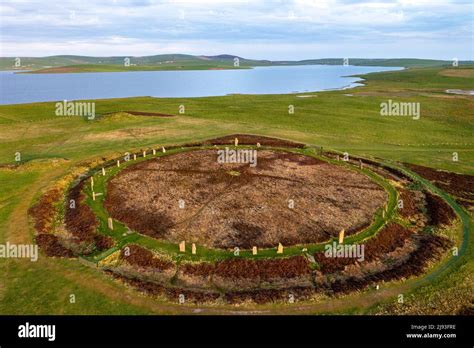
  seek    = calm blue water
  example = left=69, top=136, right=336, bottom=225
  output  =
left=0, top=65, right=402, bottom=105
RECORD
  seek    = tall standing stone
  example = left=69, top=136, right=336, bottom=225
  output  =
left=108, top=217, right=114, bottom=230
left=277, top=243, right=284, bottom=254
left=338, top=229, right=345, bottom=244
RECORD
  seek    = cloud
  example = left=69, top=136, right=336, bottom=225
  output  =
left=0, top=0, right=472, bottom=59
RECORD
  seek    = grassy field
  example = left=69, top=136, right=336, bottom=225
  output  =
left=0, top=54, right=262, bottom=72
left=20, top=63, right=249, bottom=74
left=0, top=65, right=472, bottom=314
left=2, top=54, right=473, bottom=73
left=1, top=66, right=472, bottom=172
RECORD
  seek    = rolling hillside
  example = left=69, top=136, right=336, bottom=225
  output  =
left=1, top=54, right=472, bottom=73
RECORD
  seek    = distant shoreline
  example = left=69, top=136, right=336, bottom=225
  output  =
left=1, top=55, right=471, bottom=74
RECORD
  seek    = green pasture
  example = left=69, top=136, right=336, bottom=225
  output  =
left=0, top=65, right=472, bottom=314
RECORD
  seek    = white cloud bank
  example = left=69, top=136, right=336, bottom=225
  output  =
left=0, top=0, right=472, bottom=59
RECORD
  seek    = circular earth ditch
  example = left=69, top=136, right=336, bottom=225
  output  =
left=104, top=149, right=388, bottom=249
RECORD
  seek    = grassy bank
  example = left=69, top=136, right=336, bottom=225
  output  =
left=2, top=55, right=473, bottom=73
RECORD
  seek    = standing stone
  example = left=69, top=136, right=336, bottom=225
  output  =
left=153, top=149, right=156, bottom=155
left=102, top=167, right=106, bottom=176
left=133, top=154, right=137, bottom=161
left=179, top=241, right=185, bottom=253
left=252, top=246, right=258, bottom=255
left=143, top=150, right=146, bottom=158
left=192, top=243, right=196, bottom=255
left=234, top=138, right=239, bottom=146
left=338, top=229, right=345, bottom=244
left=162, top=147, right=166, bottom=153
left=256, top=143, right=261, bottom=148
left=107, top=217, right=113, bottom=230
left=277, top=243, right=284, bottom=254
left=117, top=160, right=120, bottom=167
left=359, top=160, right=363, bottom=169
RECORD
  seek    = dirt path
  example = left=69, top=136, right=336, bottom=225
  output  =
left=5, top=166, right=67, bottom=244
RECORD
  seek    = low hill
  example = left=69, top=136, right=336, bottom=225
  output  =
left=0, top=54, right=472, bottom=73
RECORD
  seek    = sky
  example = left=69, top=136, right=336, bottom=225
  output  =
left=0, top=0, right=473, bottom=60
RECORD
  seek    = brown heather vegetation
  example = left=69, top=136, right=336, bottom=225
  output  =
left=64, top=180, right=98, bottom=242
left=398, top=188, right=421, bottom=218
left=120, top=244, right=174, bottom=271
left=214, top=258, right=260, bottom=280
left=94, top=235, right=114, bottom=250
left=104, top=229, right=452, bottom=304
left=164, top=287, right=221, bottom=303
left=407, top=163, right=474, bottom=201
left=28, top=183, right=75, bottom=258
left=329, top=234, right=452, bottom=294
left=28, top=187, right=62, bottom=234
left=457, top=301, right=474, bottom=315
left=314, top=223, right=413, bottom=274
left=202, top=134, right=306, bottom=148
left=35, top=234, right=74, bottom=258
left=214, top=256, right=311, bottom=281
left=425, top=191, right=457, bottom=226
left=106, top=150, right=386, bottom=248
left=105, top=271, right=220, bottom=303
left=181, top=262, right=215, bottom=277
